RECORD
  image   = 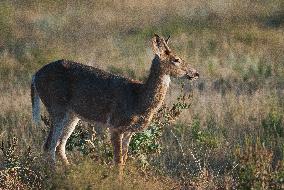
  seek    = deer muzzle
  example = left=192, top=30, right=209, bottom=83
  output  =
left=187, top=68, right=199, bottom=80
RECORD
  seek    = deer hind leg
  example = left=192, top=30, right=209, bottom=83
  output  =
left=56, top=116, right=79, bottom=165
left=110, top=130, right=123, bottom=176
left=43, top=109, right=70, bottom=164
left=122, top=132, right=133, bottom=165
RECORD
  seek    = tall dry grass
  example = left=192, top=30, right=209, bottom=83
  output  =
left=0, top=0, right=283, bottom=189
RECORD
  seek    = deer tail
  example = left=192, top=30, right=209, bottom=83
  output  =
left=31, top=75, right=41, bottom=125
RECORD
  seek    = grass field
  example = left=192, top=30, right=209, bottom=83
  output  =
left=0, top=0, right=284, bottom=189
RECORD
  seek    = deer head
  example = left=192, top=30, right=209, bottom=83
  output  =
left=152, top=34, right=199, bottom=80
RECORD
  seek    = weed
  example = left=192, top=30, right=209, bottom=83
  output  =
left=0, top=137, right=44, bottom=189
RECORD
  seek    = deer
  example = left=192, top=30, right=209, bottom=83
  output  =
left=31, top=34, right=199, bottom=174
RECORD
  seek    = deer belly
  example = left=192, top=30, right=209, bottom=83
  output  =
left=70, top=97, right=113, bottom=123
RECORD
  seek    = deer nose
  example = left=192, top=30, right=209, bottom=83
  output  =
left=187, top=68, right=199, bottom=80
left=194, top=72, right=199, bottom=78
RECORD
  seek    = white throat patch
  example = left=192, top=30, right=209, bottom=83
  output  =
left=161, top=75, right=171, bottom=88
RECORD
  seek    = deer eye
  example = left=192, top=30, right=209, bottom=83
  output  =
left=171, top=58, right=181, bottom=66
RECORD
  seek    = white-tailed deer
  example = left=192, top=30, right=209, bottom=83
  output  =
left=31, top=34, right=199, bottom=173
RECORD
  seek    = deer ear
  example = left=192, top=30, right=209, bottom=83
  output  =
left=152, top=34, right=162, bottom=55
left=165, top=35, right=170, bottom=44
left=151, top=34, right=170, bottom=57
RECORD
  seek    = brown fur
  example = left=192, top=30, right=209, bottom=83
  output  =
left=31, top=34, right=199, bottom=171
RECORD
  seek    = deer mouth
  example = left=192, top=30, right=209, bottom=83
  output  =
left=187, top=71, right=199, bottom=80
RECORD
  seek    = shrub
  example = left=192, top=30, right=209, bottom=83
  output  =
left=261, top=111, right=283, bottom=138
left=0, top=137, right=44, bottom=189
left=191, top=116, right=219, bottom=149
left=234, top=138, right=284, bottom=189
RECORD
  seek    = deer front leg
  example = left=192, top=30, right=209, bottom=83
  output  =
left=122, top=132, right=133, bottom=165
left=110, top=130, right=123, bottom=176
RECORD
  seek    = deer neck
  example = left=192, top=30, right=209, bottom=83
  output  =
left=140, top=57, right=170, bottom=113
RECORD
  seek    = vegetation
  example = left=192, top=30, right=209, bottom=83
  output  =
left=0, top=0, right=283, bottom=189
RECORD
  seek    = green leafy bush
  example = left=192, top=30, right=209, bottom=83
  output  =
left=191, top=116, right=219, bottom=149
